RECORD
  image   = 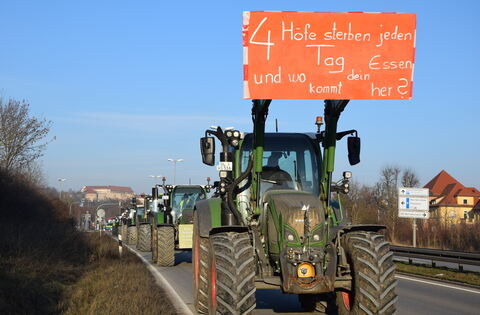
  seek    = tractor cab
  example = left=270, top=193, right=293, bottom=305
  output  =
left=170, top=185, right=206, bottom=223
left=240, top=133, right=321, bottom=198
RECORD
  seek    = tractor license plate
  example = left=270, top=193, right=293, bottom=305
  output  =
left=178, top=224, right=193, bottom=249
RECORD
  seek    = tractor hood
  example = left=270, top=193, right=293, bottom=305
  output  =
left=264, top=190, right=324, bottom=250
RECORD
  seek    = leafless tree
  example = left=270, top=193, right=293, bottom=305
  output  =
left=0, top=98, right=51, bottom=174
left=401, top=168, right=420, bottom=187
left=374, top=166, right=401, bottom=242
left=342, top=180, right=377, bottom=224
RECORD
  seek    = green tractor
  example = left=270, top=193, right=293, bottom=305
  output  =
left=150, top=181, right=211, bottom=267
left=193, top=99, right=397, bottom=314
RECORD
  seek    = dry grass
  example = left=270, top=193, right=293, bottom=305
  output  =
left=0, top=169, right=174, bottom=314
left=396, top=262, right=480, bottom=286
left=61, top=234, right=175, bottom=315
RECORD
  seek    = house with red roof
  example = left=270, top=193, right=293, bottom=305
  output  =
left=424, top=170, right=480, bottom=223
left=81, top=185, right=134, bottom=202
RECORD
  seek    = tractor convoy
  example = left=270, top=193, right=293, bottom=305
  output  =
left=111, top=99, right=397, bottom=315
left=108, top=9, right=407, bottom=312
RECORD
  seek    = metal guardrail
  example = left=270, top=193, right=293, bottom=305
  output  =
left=391, top=245, right=480, bottom=271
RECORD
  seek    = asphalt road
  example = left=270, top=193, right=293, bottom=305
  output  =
left=127, top=244, right=480, bottom=314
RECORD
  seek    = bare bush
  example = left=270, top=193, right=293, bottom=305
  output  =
left=0, top=97, right=51, bottom=177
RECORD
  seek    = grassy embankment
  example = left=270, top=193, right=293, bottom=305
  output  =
left=396, top=262, right=480, bottom=287
left=0, top=169, right=174, bottom=314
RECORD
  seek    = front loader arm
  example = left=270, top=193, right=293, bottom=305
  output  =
left=320, top=100, right=349, bottom=209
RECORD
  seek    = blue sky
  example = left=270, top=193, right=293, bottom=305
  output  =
left=1, top=1, right=479, bottom=193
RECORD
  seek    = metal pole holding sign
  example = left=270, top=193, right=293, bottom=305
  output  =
left=413, top=218, right=416, bottom=248
left=398, top=187, right=429, bottom=248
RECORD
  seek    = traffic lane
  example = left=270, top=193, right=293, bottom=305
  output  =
left=395, top=256, right=480, bottom=273
left=164, top=251, right=314, bottom=314
left=396, top=275, right=480, bottom=315
left=128, top=245, right=480, bottom=315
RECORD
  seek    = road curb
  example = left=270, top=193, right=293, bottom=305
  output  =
left=110, top=234, right=194, bottom=315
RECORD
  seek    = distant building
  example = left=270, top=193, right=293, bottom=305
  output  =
left=81, top=185, right=134, bottom=202
left=424, top=170, right=480, bottom=223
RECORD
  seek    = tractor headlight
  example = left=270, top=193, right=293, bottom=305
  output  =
left=285, top=228, right=296, bottom=242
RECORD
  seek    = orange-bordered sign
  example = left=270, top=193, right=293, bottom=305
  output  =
left=243, top=11, right=416, bottom=100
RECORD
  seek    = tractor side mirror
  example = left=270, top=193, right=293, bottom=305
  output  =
left=200, top=136, right=215, bottom=166
left=347, top=136, right=361, bottom=165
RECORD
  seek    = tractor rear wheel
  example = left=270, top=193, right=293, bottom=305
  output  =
left=193, top=212, right=209, bottom=314
left=127, top=226, right=138, bottom=245
left=152, top=225, right=158, bottom=262
left=157, top=226, right=175, bottom=267
left=336, top=231, right=397, bottom=315
left=137, top=223, right=152, bottom=252
left=207, top=232, right=256, bottom=315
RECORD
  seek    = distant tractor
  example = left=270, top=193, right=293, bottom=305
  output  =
left=136, top=196, right=151, bottom=252
left=125, top=198, right=140, bottom=245
left=150, top=180, right=211, bottom=266
left=192, top=99, right=397, bottom=314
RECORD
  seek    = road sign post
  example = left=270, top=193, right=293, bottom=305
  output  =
left=398, top=187, right=429, bottom=247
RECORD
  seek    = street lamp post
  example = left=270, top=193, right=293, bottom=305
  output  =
left=167, top=158, right=183, bottom=185
left=57, top=178, right=67, bottom=199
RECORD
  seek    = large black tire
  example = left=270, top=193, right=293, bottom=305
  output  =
left=120, top=225, right=128, bottom=243
left=193, top=212, right=209, bottom=314
left=157, top=226, right=175, bottom=267
left=207, top=232, right=256, bottom=315
left=152, top=225, right=158, bottom=263
left=127, top=226, right=138, bottom=245
left=336, top=231, right=397, bottom=315
left=137, top=223, right=152, bottom=252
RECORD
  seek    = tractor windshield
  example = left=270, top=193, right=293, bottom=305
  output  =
left=171, top=186, right=206, bottom=215
left=136, top=206, right=145, bottom=216
left=241, top=133, right=320, bottom=196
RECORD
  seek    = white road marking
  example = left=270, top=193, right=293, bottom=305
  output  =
left=396, top=274, right=480, bottom=294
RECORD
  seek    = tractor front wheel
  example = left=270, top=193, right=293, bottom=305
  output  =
left=207, top=232, right=256, bottom=315
left=126, top=226, right=138, bottom=245
left=336, top=231, right=397, bottom=315
left=152, top=225, right=158, bottom=262
left=120, top=225, right=127, bottom=243
left=193, top=212, right=209, bottom=314
left=157, top=226, right=175, bottom=267
left=137, top=223, right=152, bottom=252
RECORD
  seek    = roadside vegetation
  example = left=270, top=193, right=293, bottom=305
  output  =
left=0, top=168, right=174, bottom=314
left=396, top=262, right=480, bottom=287
left=343, top=166, right=480, bottom=252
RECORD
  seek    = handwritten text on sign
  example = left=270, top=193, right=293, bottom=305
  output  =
left=242, top=12, right=416, bottom=100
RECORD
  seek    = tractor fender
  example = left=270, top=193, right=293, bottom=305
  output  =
left=195, top=198, right=222, bottom=237
left=332, top=224, right=386, bottom=248
left=157, top=223, right=175, bottom=228
left=195, top=198, right=248, bottom=237
left=338, top=224, right=386, bottom=235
